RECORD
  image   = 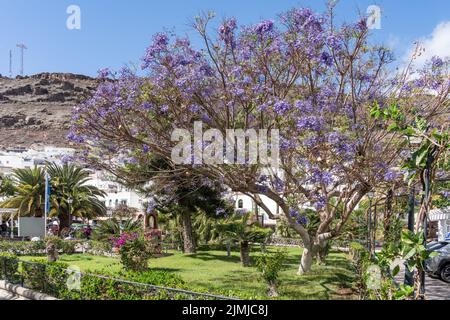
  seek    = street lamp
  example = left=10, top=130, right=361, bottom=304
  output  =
left=367, top=191, right=375, bottom=258
left=67, top=197, right=73, bottom=227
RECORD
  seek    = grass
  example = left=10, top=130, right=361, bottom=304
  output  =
left=21, top=246, right=356, bottom=300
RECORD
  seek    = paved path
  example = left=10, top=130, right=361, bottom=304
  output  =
left=0, top=288, right=28, bottom=300
left=394, top=260, right=450, bottom=300
left=424, top=275, right=450, bottom=300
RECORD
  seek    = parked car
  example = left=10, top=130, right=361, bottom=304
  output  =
left=425, top=241, right=450, bottom=283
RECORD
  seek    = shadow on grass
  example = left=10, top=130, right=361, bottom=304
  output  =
left=183, top=252, right=242, bottom=264
left=150, top=267, right=183, bottom=273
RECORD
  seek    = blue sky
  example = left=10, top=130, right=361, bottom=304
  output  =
left=0, top=0, right=449, bottom=77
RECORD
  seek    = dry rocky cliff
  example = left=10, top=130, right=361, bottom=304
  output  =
left=0, top=73, right=97, bottom=148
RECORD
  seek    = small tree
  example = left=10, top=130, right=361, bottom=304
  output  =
left=217, top=213, right=273, bottom=266
left=93, top=217, right=141, bottom=241
left=255, top=249, right=288, bottom=297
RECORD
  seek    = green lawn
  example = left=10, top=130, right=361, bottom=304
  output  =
left=21, top=246, right=356, bottom=300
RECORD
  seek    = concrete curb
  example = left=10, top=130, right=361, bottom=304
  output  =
left=0, top=280, right=58, bottom=300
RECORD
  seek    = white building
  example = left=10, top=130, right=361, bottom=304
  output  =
left=430, top=207, right=450, bottom=242
left=87, top=171, right=146, bottom=215
left=232, top=192, right=279, bottom=226
left=0, top=146, right=75, bottom=174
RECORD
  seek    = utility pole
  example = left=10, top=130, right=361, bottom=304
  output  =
left=9, top=50, right=12, bottom=78
left=16, top=43, right=27, bottom=76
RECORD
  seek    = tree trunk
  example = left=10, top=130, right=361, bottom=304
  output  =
left=46, top=241, right=58, bottom=262
left=298, top=245, right=315, bottom=275
left=226, top=241, right=231, bottom=257
left=268, top=281, right=278, bottom=297
left=240, top=241, right=250, bottom=267
left=58, top=211, right=71, bottom=237
left=181, top=210, right=196, bottom=254
left=316, top=241, right=329, bottom=265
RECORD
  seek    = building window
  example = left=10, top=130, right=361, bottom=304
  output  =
left=237, top=199, right=243, bottom=209
left=121, top=200, right=127, bottom=206
left=115, top=199, right=119, bottom=207
left=109, top=199, right=112, bottom=207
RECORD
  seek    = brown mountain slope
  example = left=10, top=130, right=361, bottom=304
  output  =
left=0, top=73, right=97, bottom=148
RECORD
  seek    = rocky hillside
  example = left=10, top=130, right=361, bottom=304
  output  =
left=0, top=73, right=97, bottom=148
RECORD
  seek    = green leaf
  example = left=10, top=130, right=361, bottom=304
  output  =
left=392, top=265, right=400, bottom=277
left=388, top=123, right=400, bottom=132
left=404, top=248, right=416, bottom=260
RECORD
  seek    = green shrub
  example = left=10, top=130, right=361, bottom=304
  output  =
left=87, top=240, right=113, bottom=254
left=0, top=239, right=83, bottom=256
left=0, top=240, right=46, bottom=256
left=59, top=241, right=77, bottom=255
left=112, top=233, right=153, bottom=272
left=255, top=249, right=287, bottom=297
left=122, top=269, right=185, bottom=288
left=0, top=252, right=19, bottom=282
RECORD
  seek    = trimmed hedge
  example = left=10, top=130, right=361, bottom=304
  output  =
left=0, top=239, right=114, bottom=257
left=0, top=252, right=19, bottom=282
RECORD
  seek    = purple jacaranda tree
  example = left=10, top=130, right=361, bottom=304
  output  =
left=69, top=5, right=449, bottom=274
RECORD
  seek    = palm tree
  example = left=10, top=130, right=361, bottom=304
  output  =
left=216, top=213, right=273, bottom=267
left=93, top=217, right=142, bottom=241
left=0, top=167, right=45, bottom=217
left=0, top=174, right=16, bottom=198
left=46, top=162, right=107, bottom=232
left=193, top=210, right=222, bottom=245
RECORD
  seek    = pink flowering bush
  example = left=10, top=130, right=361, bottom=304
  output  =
left=112, top=232, right=153, bottom=271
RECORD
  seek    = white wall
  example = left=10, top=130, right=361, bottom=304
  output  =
left=233, top=192, right=280, bottom=225
left=18, top=217, right=45, bottom=238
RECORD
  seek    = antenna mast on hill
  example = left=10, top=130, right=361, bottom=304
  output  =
left=9, top=50, right=12, bottom=77
left=16, top=43, right=27, bottom=76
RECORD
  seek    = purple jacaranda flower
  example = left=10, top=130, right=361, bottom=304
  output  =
left=297, top=215, right=308, bottom=226
left=257, top=184, right=269, bottom=194
left=295, top=99, right=314, bottom=113
left=321, top=51, right=333, bottom=66
left=142, top=32, right=170, bottom=69
left=97, top=68, right=110, bottom=79
left=297, top=116, right=324, bottom=132
left=274, top=100, right=291, bottom=115
left=440, top=191, right=450, bottom=199
left=431, top=56, right=444, bottom=69
left=160, top=105, right=169, bottom=113
left=254, top=20, right=274, bottom=36
left=383, top=170, right=400, bottom=182
left=289, top=209, right=300, bottom=218
left=310, top=169, right=333, bottom=185
left=141, top=102, right=153, bottom=110
left=313, top=196, right=326, bottom=210
left=219, top=18, right=237, bottom=45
